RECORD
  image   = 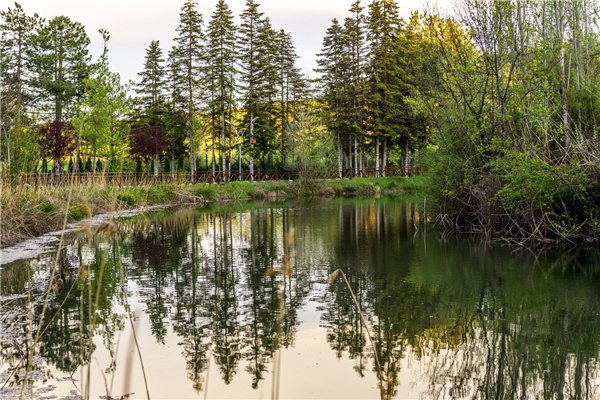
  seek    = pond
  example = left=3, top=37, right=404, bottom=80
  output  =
left=1, top=196, right=600, bottom=399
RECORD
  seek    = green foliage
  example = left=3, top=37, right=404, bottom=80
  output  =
left=135, top=40, right=166, bottom=111
left=146, top=185, right=176, bottom=203
left=31, top=15, right=91, bottom=121
left=220, top=181, right=256, bottom=198
left=116, top=192, right=136, bottom=207
left=37, top=202, right=57, bottom=213
left=491, top=151, right=591, bottom=217
left=76, top=30, right=128, bottom=171
left=192, top=184, right=219, bottom=200
left=69, top=202, right=92, bottom=221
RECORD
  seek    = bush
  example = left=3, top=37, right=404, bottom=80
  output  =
left=492, top=151, right=585, bottom=213
left=70, top=201, right=92, bottom=221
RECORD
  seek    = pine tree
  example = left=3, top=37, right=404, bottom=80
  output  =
left=316, top=18, right=352, bottom=177
left=135, top=40, right=166, bottom=113
left=365, top=0, right=407, bottom=176
left=165, top=49, right=188, bottom=176
left=0, top=2, right=42, bottom=112
left=344, top=0, right=367, bottom=175
left=31, top=15, right=91, bottom=121
left=238, top=0, right=264, bottom=178
left=277, top=29, right=306, bottom=166
left=254, top=17, right=279, bottom=167
left=171, top=0, right=204, bottom=179
left=0, top=2, right=43, bottom=171
left=206, top=0, right=237, bottom=177
left=135, top=40, right=168, bottom=176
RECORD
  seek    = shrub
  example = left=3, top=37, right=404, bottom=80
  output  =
left=70, top=201, right=92, bottom=221
left=492, top=151, right=584, bottom=213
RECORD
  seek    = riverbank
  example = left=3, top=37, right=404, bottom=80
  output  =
left=0, top=176, right=424, bottom=247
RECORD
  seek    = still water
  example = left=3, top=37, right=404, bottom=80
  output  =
left=1, top=196, right=600, bottom=400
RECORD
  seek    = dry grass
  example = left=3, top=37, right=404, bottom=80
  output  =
left=1, top=176, right=423, bottom=248
left=0, top=181, right=197, bottom=247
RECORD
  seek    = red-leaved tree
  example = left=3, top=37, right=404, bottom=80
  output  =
left=130, top=125, right=166, bottom=176
left=38, top=120, right=76, bottom=170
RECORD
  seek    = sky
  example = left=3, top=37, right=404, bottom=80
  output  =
left=10, top=0, right=447, bottom=84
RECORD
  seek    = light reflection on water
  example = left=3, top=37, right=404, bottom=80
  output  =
left=2, top=196, right=600, bottom=399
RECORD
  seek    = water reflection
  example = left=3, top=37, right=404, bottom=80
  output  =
left=1, top=197, right=600, bottom=399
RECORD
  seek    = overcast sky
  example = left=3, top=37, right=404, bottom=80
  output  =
left=11, top=0, right=448, bottom=84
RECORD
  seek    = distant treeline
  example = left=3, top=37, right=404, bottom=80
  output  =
left=0, top=0, right=432, bottom=179
left=5, top=0, right=600, bottom=240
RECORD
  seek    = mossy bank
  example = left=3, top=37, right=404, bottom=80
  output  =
left=1, top=176, right=424, bottom=247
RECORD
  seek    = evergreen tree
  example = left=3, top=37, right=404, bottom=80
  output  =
left=365, top=0, right=407, bottom=176
left=206, top=0, right=237, bottom=176
left=316, top=18, right=352, bottom=177
left=135, top=40, right=167, bottom=113
left=171, top=0, right=204, bottom=178
left=31, top=15, right=91, bottom=121
left=0, top=2, right=43, bottom=172
left=277, top=29, right=306, bottom=166
left=344, top=0, right=367, bottom=175
left=254, top=17, right=279, bottom=167
left=165, top=49, right=188, bottom=176
left=0, top=2, right=42, bottom=112
left=238, top=0, right=264, bottom=178
left=134, top=40, right=168, bottom=176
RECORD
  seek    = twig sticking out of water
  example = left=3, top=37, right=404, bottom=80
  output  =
left=325, top=269, right=386, bottom=396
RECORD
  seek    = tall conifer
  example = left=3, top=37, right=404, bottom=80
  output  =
left=365, top=0, right=406, bottom=175
left=0, top=2, right=41, bottom=112
left=136, top=40, right=166, bottom=112
left=171, top=0, right=204, bottom=178
left=316, top=18, right=352, bottom=177
left=206, top=0, right=237, bottom=176
left=238, top=0, right=263, bottom=177
left=31, top=15, right=91, bottom=121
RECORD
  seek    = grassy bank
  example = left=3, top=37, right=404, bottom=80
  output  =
left=0, top=176, right=424, bottom=247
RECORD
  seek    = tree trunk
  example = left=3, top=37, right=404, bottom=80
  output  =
left=92, top=146, right=97, bottom=175
left=171, top=150, right=175, bottom=179
left=75, top=118, right=84, bottom=173
left=359, top=148, right=363, bottom=177
left=221, top=110, right=226, bottom=176
left=250, top=113, right=255, bottom=182
left=338, top=134, right=342, bottom=179
left=375, top=138, right=380, bottom=177
left=154, top=153, right=159, bottom=177
left=354, top=138, right=358, bottom=177
left=211, top=130, right=216, bottom=184
left=382, top=138, right=387, bottom=177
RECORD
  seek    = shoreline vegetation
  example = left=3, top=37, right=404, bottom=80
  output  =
left=4, top=0, right=600, bottom=246
left=0, top=176, right=424, bottom=248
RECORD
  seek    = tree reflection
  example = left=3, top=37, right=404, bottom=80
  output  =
left=3, top=198, right=600, bottom=398
left=323, top=199, right=600, bottom=399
